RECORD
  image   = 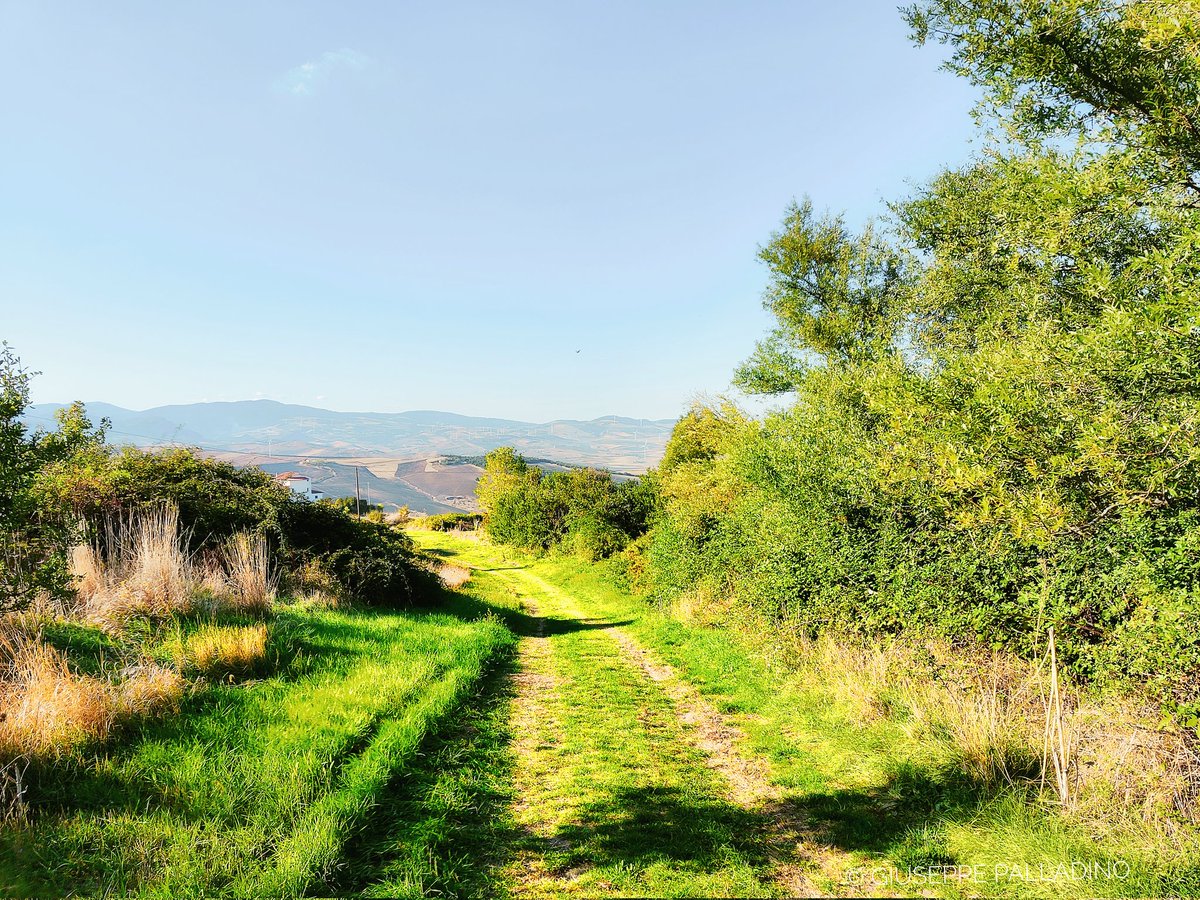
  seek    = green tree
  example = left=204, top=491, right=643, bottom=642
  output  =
left=0, top=347, right=108, bottom=611
left=906, top=0, right=1200, bottom=187
left=646, top=0, right=1200, bottom=712
left=734, top=199, right=905, bottom=393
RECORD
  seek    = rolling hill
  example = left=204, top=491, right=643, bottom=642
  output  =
left=23, top=400, right=672, bottom=515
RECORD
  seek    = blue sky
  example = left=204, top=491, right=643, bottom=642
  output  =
left=1, top=1, right=979, bottom=422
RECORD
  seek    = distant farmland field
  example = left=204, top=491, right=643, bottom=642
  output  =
left=394, top=460, right=484, bottom=507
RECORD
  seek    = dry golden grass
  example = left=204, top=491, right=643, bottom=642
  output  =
left=118, top=665, right=186, bottom=717
left=70, top=510, right=277, bottom=625
left=787, top=628, right=1200, bottom=830
left=221, top=532, right=275, bottom=615
left=668, top=587, right=1198, bottom=834
left=179, top=624, right=269, bottom=679
left=0, top=620, right=185, bottom=766
left=290, top=588, right=342, bottom=611
left=285, top=559, right=345, bottom=604
left=68, top=544, right=104, bottom=600
left=72, top=505, right=197, bottom=627
left=0, top=639, right=112, bottom=759
left=437, top=564, right=472, bottom=590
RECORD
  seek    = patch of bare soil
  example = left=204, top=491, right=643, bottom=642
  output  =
left=606, top=628, right=867, bottom=897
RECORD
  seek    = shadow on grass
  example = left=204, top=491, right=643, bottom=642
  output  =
left=547, top=784, right=772, bottom=877
left=315, top=643, right=522, bottom=899
left=429, top=581, right=633, bottom=641
left=784, top=763, right=968, bottom=869
left=527, top=773, right=964, bottom=885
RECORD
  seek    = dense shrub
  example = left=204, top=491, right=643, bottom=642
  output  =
left=40, top=444, right=428, bottom=607
left=268, top=499, right=424, bottom=605
left=416, top=512, right=483, bottom=531
left=476, top=448, right=656, bottom=559
left=320, top=496, right=383, bottom=517
left=1, top=350, right=108, bottom=612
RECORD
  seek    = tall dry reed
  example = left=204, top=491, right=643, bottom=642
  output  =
left=71, top=504, right=196, bottom=626
left=221, top=533, right=275, bottom=615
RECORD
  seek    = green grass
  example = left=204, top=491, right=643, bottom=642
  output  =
left=411, top=530, right=1200, bottom=899
left=494, top=571, right=772, bottom=898
left=9, top=531, right=1196, bottom=898
left=412, top=534, right=782, bottom=896
left=0, top=590, right=514, bottom=899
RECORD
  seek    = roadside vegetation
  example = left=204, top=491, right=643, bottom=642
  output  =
left=413, top=511, right=484, bottom=532
left=475, top=447, right=655, bottom=560
left=3, top=0, right=1200, bottom=895
left=472, top=0, right=1200, bottom=885
left=0, top=347, right=521, bottom=896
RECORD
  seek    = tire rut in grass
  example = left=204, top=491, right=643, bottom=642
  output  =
left=314, top=647, right=520, bottom=899
left=497, top=571, right=784, bottom=897
left=507, top=569, right=838, bottom=897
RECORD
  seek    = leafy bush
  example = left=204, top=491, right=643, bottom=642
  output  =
left=319, top=496, right=383, bottom=517
left=268, top=499, right=426, bottom=605
left=476, top=448, right=656, bottom=558
left=416, top=512, right=483, bottom=531
left=639, top=0, right=1200, bottom=718
left=1, top=349, right=108, bottom=612
left=42, top=441, right=429, bottom=608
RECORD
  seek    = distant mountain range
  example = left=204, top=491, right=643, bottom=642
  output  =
left=24, top=399, right=674, bottom=474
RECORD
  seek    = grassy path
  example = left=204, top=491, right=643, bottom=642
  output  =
left=412, top=532, right=833, bottom=898
left=411, top=530, right=1183, bottom=899
left=0, top=600, right=513, bottom=899
left=496, top=568, right=782, bottom=898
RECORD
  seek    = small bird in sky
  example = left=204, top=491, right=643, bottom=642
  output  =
left=576, top=349, right=581, bottom=353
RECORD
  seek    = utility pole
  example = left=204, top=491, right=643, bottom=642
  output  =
left=354, top=466, right=362, bottom=517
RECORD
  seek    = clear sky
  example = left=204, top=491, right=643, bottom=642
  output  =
left=1, top=1, right=979, bottom=423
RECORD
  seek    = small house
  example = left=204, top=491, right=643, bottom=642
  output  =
left=274, top=472, right=326, bottom=502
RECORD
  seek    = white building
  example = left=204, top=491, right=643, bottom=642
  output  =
left=274, top=472, right=326, bottom=502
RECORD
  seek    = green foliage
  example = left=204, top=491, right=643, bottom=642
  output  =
left=80, top=446, right=288, bottom=545
left=417, top=512, right=484, bottom=531
left=42, top=438, right=429, bottom=607
left=734, top=200, right=905, bottom=393
left=320, top=496, right=384, bottom=517
left=269, top=499, right=426, bottom=605
left=906, top=0, right=1200, bottom=182
left=0, top=348, right=108, bottom=611
left=644, top=0, right=1200, bottom=717
left=476, top=448, right=655, bottom=559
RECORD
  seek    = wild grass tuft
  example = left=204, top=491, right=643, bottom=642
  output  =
left=221, top=532, right=276, bottom=615
left=72, top=504, right=196, bottom=626
left=0, top=620, right=184, bottom=764
left=70, top=509, right=276, bottom=624
left=175, top=623, right=271, bottom=679
left=437, top=564, right=472, bottom=590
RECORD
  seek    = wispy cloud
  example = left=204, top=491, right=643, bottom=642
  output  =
left=276, top=48, right=373, bottom=97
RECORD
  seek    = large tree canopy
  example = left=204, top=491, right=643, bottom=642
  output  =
left=660, top=0, right=1200, bottom=717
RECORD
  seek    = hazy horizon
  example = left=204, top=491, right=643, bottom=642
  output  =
left=27, top=396, right=680, bottom=425
left=3, top=1, right=980, bottom=421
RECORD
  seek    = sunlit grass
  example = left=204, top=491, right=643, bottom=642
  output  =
left=414, top=530, right=1199, bottom=899
left=0, top=601, right=513, bottom=898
